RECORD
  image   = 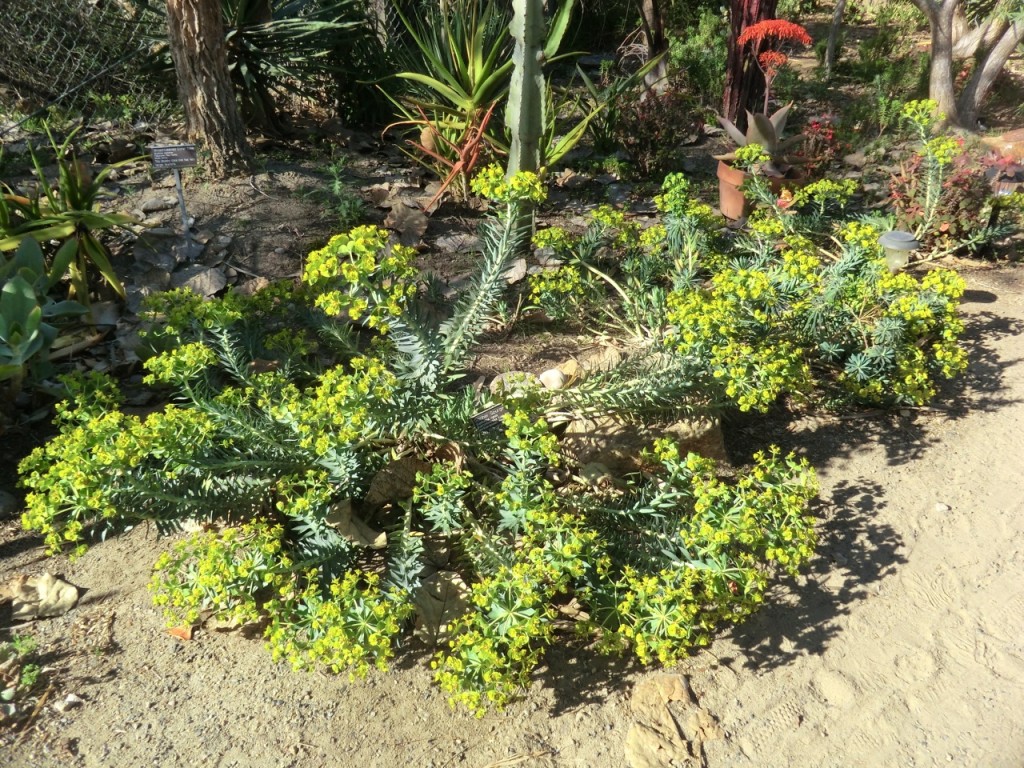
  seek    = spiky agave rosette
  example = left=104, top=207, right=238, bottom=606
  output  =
left=714, top=103, right=806, bottom=178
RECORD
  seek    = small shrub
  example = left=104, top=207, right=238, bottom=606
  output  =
left=612, top=83, right=702, bottom=176
left=1, top=634, right=44, bottom=724
left=889, top=100, right=996, bottom=253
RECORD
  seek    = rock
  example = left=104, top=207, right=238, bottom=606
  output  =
left=364, top=183, right=392, bottom=207
left=53, top=693, right=85, bottom=713
left=0, top=490, right=19, bottom=518
left=324, top=499, right=386, bottom=549
left=843, top=151, right=868, bottom=169
left=88, top=301, right=120, bottom=328
left=434, top=233, right=480, bottom=253
left=625, top=674, right=722, bottom=768
left=934, top=502, right=951, bottom=513
left=578, top=345, right=624, bottom=373
left=170, top=265, right=227, bottom=297
left=362, top=456, right=432, bottom=512
left=130, top=268, right=172, bottom=299
left=981, top=128, right=1024, bottom=160
left=562, top=415, right=727, bottom=474
left=6, top=573, right=81, bottom=620
left=489, top=371, right=542, bottom=399
left=235, top=276, right=271, bottom=296
left=503, top=257, right=528, bottom=284
left=413, top=572, right=470, bottom=647
left=538, top=368, right=566, bottom=390
left=662, top=416, right=729, bottom=464
left=141, top=196, right=178, bottom=214
left=578, top=462, right=613, bottom=488
left=557, top=359, right=580, bottom=379
left=562, top=415, right=650, bottom=474
left=384, top=201, right=428, bottom=247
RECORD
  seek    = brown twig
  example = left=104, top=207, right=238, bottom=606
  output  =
left=13, top=682, right=54, bottom=747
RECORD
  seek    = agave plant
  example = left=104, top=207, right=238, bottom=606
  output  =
left=714, top=103, right=805, bottom=178
left=0, top=127, right=136, bottom=304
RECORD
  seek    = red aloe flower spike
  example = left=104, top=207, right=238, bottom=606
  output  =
left=737, top=19, right=812, bottom=48
left=736, top=19, right=812, bottom=112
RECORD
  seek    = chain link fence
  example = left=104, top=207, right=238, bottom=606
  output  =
left=0, top=0, right=176, bottom=138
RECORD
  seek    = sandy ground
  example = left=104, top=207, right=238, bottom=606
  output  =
left=1, top=261, right=1023, bottom=768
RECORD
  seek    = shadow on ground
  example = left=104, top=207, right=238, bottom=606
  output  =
left=719, top=478, right=906, bottom=671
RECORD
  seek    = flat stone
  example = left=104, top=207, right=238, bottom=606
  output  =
left=843, top=151, right=867, bottom=168
left=503, top=257, right=528, bottom=284
left=384, top=200, right=428, bottom=247
left=539, top=368, right=566, bottom=390
left=171, top=265, right=227, bottom=297
left=434, top=233, right=480, bottom=253
left=141, top=196, right=178, bottom=213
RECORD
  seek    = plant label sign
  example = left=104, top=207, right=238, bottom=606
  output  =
left=150, top=144, right=197, bottom=170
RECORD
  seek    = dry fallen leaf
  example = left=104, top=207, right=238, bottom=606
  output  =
left=166, top=625, right=193, bottom=641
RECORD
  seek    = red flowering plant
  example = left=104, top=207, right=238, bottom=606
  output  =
left=795, top=114, right=847, bottom=177
left=736, top=19, right=812, bottom=113
left=715, top=20, right=813, bottom=180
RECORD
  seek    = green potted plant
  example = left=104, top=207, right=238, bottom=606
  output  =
left=714, top=19, right=811, bottom=219
left=714, top=103, right=806, bottom=218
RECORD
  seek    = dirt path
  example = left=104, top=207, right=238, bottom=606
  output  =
left=2, top=264, right=1023, bottom=768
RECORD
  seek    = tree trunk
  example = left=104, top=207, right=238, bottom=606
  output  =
left=166, top=0, right=251, bottom=177
left=824, top=0, right=847, bottom=79
left=639, top=0, right=669, bottom=92
left=722, top=0, right=778, bottom=129
left=918, top=0, right=960, bottom=124
left=956, top=20, right=1024, bottom=128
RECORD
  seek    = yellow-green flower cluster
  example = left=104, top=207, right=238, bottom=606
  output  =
left=598, top=443, right=817, bottom=665
left=838, top=219, right=883, bottom=252
left=141, top=288, right=248, bottom=341
left=149, top=519, right=291, bottom=627
left=791, top=178, right=857, bottom=209
left=280, top=357, right=397, bottom=455
left=20, top=404, right=221, bottom=555
left=527, top=265, right=588, bottom=321
left=470, top=165, right=546, bottom=205
left=265, top=570, right=413, bottom=678
left=665, top=269, right=812, bottom=411
left=592, top=204, right=643, bottom=249
left=532, top=226, right=574, bottom=255
left=901, top=99, right=940, bottom=132
left=924, top=136, right=962, bottom=167
left=143, top=341, right=217, bottom=387
left=733, top=143, right=770, bottom=169
left=302, top=225, right=417, bottom=332
left=433, top=559, right=557, bottom=716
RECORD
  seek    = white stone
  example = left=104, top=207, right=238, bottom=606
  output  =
left=539, top=368, right=566, bottom=390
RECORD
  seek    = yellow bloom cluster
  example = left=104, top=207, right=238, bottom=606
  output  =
left=470, top=165, right=546, bottom=205
left=302, top=225, right=417, bottom=331
left=265, top=570, right=412, bottom=678
left=149, top=519, right=291, bottom=628
left=527, top=265, right=588, bottom=321
left=901, top=99, right=940, bottom=131
left=143, top=342, right=217, bottom=387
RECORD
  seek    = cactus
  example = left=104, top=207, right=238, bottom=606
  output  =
left=506, top=0, right=546, bottom=175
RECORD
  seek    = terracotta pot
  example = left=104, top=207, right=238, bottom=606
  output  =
left=716, top=160, right=807, bottom=220
left=717, top=160, right=752, bottom=220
